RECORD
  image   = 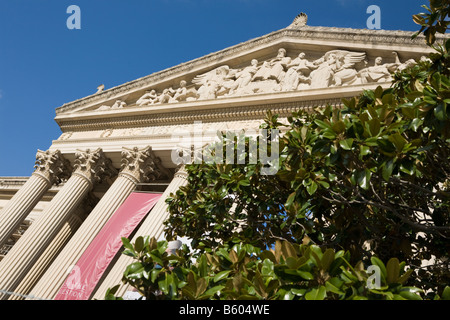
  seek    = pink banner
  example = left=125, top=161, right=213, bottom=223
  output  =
left=55, top=192, right=162, bottom=300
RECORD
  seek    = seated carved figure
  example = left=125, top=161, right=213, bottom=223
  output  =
left=170, top=80, right=188, bottom=103
left=137, top=90, right=158, bottom=106
left=157, top=88, right=175, bottom=104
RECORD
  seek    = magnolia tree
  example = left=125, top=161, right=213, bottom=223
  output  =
left=107, top=1, right=450, bottom=300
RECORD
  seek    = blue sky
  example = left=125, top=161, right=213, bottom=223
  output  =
left=0, top=0, right=429, bottom=176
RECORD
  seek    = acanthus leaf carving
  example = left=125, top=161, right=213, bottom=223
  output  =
left=33, top=150, right=72, bottom=185
left=73, top=148, right=117, bottom=186
left=120, top=146, right=172, bottom=184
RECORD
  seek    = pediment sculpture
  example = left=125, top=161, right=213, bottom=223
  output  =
left=107, top=48, right=417, bottom=110
left=97, top=99, right=127, bottom=111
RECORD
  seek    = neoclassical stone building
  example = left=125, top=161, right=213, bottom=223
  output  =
left=0, top=15, right=435, bottom=300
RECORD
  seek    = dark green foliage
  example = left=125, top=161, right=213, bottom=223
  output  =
left=107, top=1, right=450, bottom=300
left=106, top=237, right=438, bottom=300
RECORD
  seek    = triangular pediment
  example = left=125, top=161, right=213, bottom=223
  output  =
left=55, top=21, right=436, bottom=119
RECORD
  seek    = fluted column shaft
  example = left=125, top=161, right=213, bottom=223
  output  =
left=9, top=204, right=90, bottom=300
left=0, top=149, right=114, bottom=300
left=0, top=150, right=69, bottom=247
left=92, top=167, right=188, bottom=300
left=29, top=146, right=171, bottom=300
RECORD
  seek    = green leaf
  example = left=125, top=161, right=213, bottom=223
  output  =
left=397, top=269, right=413, bottom=284
left=356, top=169, right=371, bottom=190
left=214, top=270, right=231, bottom=283
left=286, top=192, right=296, bottom=207
left=325, top=279, right=344, bottom=295
left=382, top=159, right=395, bottom=182
left=332, top=121, right=346, bottom=134
left=151, top=268, right=161, bottom=283
left=125, top=262, right=145, bottom=279
left=399, top=288, right=422, bottom=300
left=315, top=119, right=333, bottom=130
left=339, top=138, right=354, bottom=150
left=317, top=180, right=330, bottom=189
left=442, top=286, right=450, bottom=300
left=370, top=257, right=387, bottom=280
left=122, top=237, right=134, bottom=252
left=322, top=130, right=337, bottom=140
left=413, top=14, right=426, bottom=25
left=321, top=248, right=335, bottom=271
left=198, top=254, right=208, bottom=277
left=434, top=103, right=447, bottom=120
left=122, top=249, right=137, bottom=258
left=388, top=133, right=407, bottom=152
left=134, top=236, right=144, bottom=253
left=196, top=278, right=208, bottom=297
left=306, top=181, right=318, bottom=195
left=296, top=270, right=314, bottom=280
left=360, top=145, right=371, bottom=157
left=291, top=288, right=306, bottom=297
left=305, top=286, right=327, bottom=300
left=149, top=253, right=164, bottom=266
left=262, top=258, right=275, bottom=277
left=368, top=119, right=381, bottom=136
left=386, top=258, right=400, bottom=284
left=282, top=241, right=297, bottom=259
left=203, top=285, right=225, bottom=298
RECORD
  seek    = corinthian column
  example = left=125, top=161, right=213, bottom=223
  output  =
left=0, top=150, right=70, bottom=247
left=29, top=146, right=172, bottom=300
left=9, top=195, right=96, bottom=300
left=0, top=149, right=115, bottom=300
left=92, top=166, right=188, bottom=300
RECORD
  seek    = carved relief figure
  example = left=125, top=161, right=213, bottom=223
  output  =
left=310, top=50, right=366, bottom=88
left=157, top=88, right=175, bottom=104
left=281, top=52, right=316, bottom=91
left=253, top=48, right=291, bottom=83
left=359, top=52, right=401, bottom=83
left=229, top=59, right=260, bottom=95
left=310, top=53, right=339, bottom=88
left=96, top=99, right=127, bottom=111
left=137, top=90, right=158, bottom=106
left=193, top=66, right=235, bottom=100
left=111, top=100, right=127, bottom=109
left=170, top=80, right=188, bottom=102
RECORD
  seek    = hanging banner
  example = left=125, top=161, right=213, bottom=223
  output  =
left=55, top=192, right=162, bottom=300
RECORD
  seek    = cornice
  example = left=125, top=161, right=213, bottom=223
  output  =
left=57, top=97, right=345, bottom=132
left=54, top=25, right=435, bottom=116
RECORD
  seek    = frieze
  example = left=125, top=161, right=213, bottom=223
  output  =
left=54, top=120, right=268, bottom=143
left=85, top=48, right=415, bottom=113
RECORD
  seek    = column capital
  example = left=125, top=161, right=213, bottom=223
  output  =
left=119, top=146, right=172, bottom=184
left=32, top=150, right=72, bottom=186
left=72, top=148, right=117, bottom=188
